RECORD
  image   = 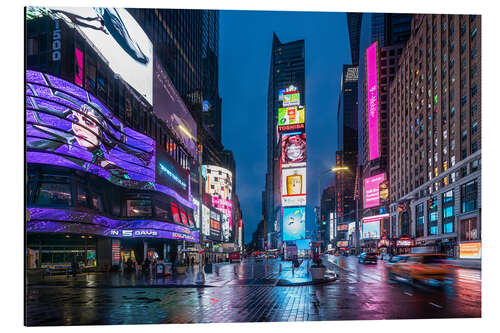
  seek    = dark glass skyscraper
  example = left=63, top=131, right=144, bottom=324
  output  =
left=346, top=13, right=362, bottom=65
left=264, top=33, right=305, bottom=248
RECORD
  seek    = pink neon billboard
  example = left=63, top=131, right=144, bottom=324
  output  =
left=364, top=173, right=385, bottom=208
left=366, top=42, right=380, bottom=160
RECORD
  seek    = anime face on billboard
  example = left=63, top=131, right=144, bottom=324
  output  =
left=26, top=70, right=155, bottom=189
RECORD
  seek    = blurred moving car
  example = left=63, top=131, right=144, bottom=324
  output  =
left=358, top=252, right=378, bottom=264
left=388, top=253, right=451, bottom=287
left=384, top=255, right=409, bottom=267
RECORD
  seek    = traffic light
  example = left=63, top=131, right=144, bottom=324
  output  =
left=427, top=197, right=434, bottom=209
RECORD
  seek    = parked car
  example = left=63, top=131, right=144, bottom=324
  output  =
left=358, top=252, right=378, bottom=264
left=388, top=253, right=451, bottom=287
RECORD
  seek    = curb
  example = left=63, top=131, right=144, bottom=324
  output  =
left=27, top=283, right=215, bottom=289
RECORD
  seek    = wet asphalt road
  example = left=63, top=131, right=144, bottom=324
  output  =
left=25, top=255, right=481, bottom=325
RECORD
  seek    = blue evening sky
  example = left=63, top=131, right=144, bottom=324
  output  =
left=219, top=10, right=352, bottom=243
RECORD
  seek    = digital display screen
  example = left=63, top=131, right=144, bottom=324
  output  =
left=282, top=91, right=300, bottom=107
left=222, top=214, right=230, bottom=242
left=361, top=214, right=387, bottom=239
left=281, top=132, right=306, bottom=167
left=170, top=203, right=181, bottom=224
left=366, top=42, right=380, bottom=161
left=32, top=7, right=153, bottom=104
left=202, top=204, right=210, bottom=236
left=337, top=224, right=348, bottom=231
left=203, top=165, right=233, bottom=226
left=154, top=55, right=197, bottom=157
left=459, top=242, right=482, bottom=259
left=283, top=207, right=306, bottom=241
left=180, top=208, right=188, bottom=226
left=281, top=167, right=307, bottom=207
left=27, top=207, right=199, bottom=242
left=26, top=70, right=156, bottom=189
left=209, top=211, right=221, bottom=241
left=364, top=173, right=385, bottom=208
left=337, top=241, right=349, bottom=248
left=156, top=143, right=189, bottom=200
left=278, top=106, right=305, bottom=126
left=192, top=198, right=200, bottom=228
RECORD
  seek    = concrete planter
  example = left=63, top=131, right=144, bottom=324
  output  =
left=176, top=266, right=187, bottom=274
left=311, top=266, right=326, bottom=280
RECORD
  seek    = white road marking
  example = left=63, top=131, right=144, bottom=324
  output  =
left=404, top=292, right=413, bottom=296
left=429, top=302, right=443, bottom=308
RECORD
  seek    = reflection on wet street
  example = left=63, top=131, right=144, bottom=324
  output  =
left=26, top=256, right=480, bottom=325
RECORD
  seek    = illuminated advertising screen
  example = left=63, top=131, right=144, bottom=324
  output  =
left=364, top=173, right=385, bottom=208
left=366, top=42, right=380, bottom=160
left=281, top=132, right=306, bottom=168
left=153, top=55, right=197, bottom=157
left=170, top=203, right=181, bottom=224
left=283, top=91, right=300, bottom=107
left=283, top=207, right=306, bottom=241
left=337, top=224, right=348, bottom=231
left=27, top=208, right=199, bottom=242
left=203, top=165, right=233, bottom=226
left=337, top=241, right=349, bottom=248
left=31, top=7, right=153, bottom=104
left=222, top=214, right=230, bottom=242
left=26, top=70, right=157, bottom=190
left=281, top=167, right=307, bottom=207
left=348, top=222, right=356, bottom=234
left=209, top=210, right=221, bottom=241
left=278, top=106, right=305, bottom=127
left=155, top=142, right=189, bottom=199
left=201, top=204, right=210, bottom=236
left=192, top=198, right=200, bottom=228
left=459, top=242, right=482, bottom=259
left=361, top=214, right=388, bottom=239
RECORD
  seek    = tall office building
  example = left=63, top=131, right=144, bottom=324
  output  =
left=333, top=65, right=359, bottom=249
left=389, top=14, right=481, bottom=257
left=264, top=33, right=305, bottom=249
left=347, top=13, right=363, bottom=65
left=355, top=13, right=413, bottom=251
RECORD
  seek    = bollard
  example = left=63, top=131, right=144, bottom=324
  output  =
left=292, top=263, right=295, bottom=275
left=233, top=264, right=238, bottom=276
left=279, top=263, right=282, bottom=273
left=307, top=260, right=310, bottom=273
left=215, top=264, right=220, bottom=276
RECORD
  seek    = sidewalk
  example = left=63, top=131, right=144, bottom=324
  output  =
left=27, top=258, right=338, bottom=288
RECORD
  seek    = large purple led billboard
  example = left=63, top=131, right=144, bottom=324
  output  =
left=26, top=70, right=156, bottom=189
left=27, top=208, right=199, bottom=243
left=366, top=42, right=380, bottom=161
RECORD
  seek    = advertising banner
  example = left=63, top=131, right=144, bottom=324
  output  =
left=202, top=204, right=210, bottom=236
left=283, top=207, right=306, bottom=241
left=337, top=224, right=348, bottom=231
left=38, top=7, right=153, bottom=104
left=364, top=173, right=385, bottom=208
left=156, top=142, right=189, bottom=199
left=222, top=214, right=230, bottom=242
left=153, top=55, right=197, bottom=157
left=348, top=222, right=356, bottom=234
left=361, top=213, right=388, bottom=239
left=203, top=165, right=233, bottom=226
left=281, top=168, right=307, bottom=207
left=282, top=91, right=300, bottom=107
left=27, top=208, right=199, bottom=242
left=278, top=106, right=305, bottom=127
left=209, top=210, right=221, bottom=241
left=459, top=242, right=482, bottom=259
left=337, top=241, right=349, bottom=248
left=281, top=132, right=306, bottom=168
left=366, top=42, right=380, bottom=161
left=26, top=70, right=156, bottom=190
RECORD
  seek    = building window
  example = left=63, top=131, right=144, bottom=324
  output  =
left=461, top=179, right=478, bottom=213
left=126, top=199, right=152, bottom=217
left=416, top=203, right=424, bottom=238
left=471, top=84, right=478, bottom=97
left=460, top=217, right=480, bottom=241
left=427, top=196, right=438, bottom=235
left=34, top=180, right=72, bottom=208
left=442, top=190, right=455, bottom=233
left=471, top=141, right=478, bottom=153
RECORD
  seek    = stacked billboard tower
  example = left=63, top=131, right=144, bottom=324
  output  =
left=279, top=86, right=307, bottom=242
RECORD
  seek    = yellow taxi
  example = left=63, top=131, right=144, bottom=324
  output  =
left=388, top=253, right=452, bottom=287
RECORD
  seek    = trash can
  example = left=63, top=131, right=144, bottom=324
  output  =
left=204, top=263, right=213, bottom=274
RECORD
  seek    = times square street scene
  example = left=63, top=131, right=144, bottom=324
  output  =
left=24, top=7, right=481, bottom=326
